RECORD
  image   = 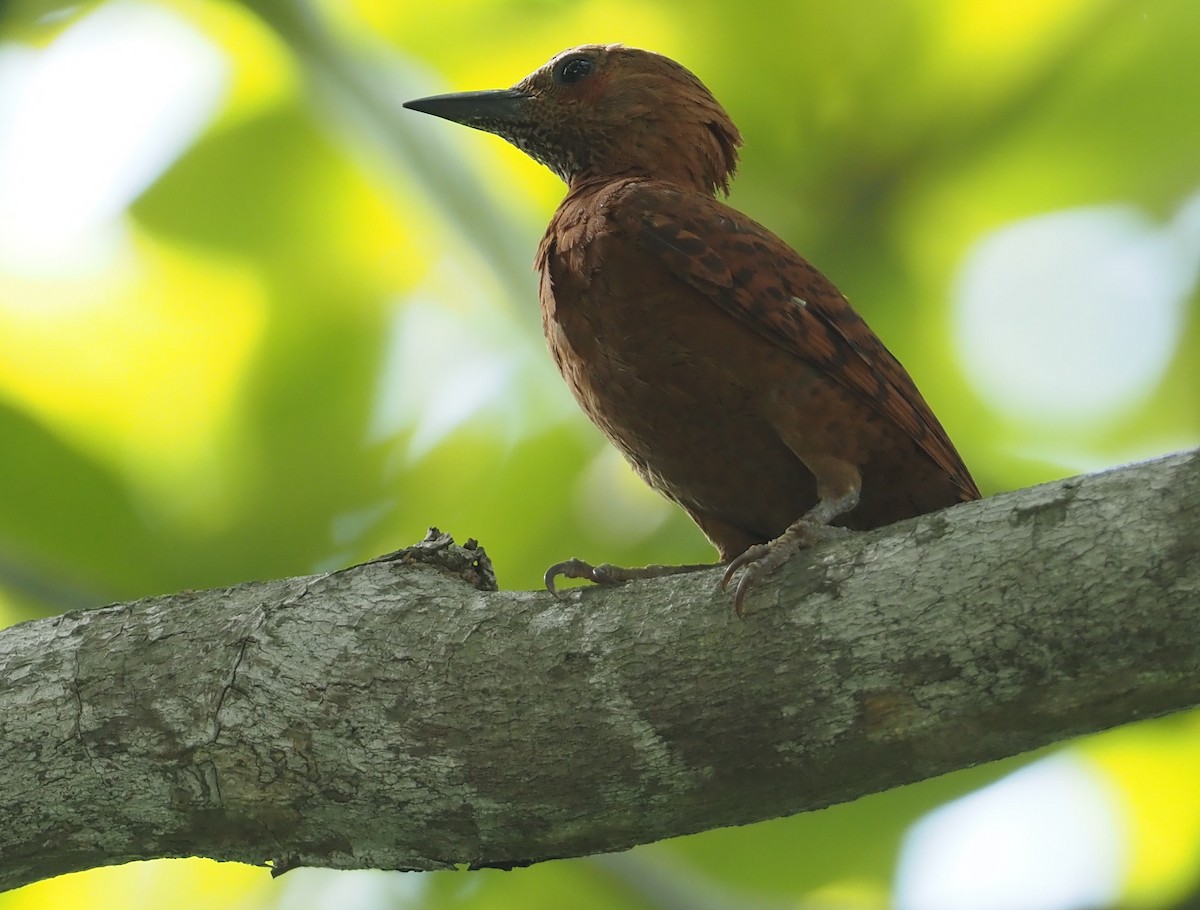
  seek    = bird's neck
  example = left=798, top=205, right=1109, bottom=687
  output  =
left=567, top=169, right=715, bottom=197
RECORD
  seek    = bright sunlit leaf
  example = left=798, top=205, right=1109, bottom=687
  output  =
left=1081, top=716, right=1200, bottom=908
left=0, top=227, right=266, bottom=530
left=3, top=859, right=270, bottom=910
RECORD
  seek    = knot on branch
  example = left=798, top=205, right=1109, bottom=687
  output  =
left=363, top=527, right=498, bottom=592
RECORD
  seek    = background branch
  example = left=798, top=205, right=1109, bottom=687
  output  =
left=2, top=449, right=1197, bottom=893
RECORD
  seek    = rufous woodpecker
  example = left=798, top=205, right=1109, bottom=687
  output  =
left=405, top=44, right=979, bottom=614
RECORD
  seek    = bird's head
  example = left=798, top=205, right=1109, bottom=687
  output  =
left=404, top=44, right=742, bottom=195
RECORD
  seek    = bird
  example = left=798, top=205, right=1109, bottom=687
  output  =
left=404, top=44, right=980, bottom=614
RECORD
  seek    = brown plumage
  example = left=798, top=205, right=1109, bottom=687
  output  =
left=405, top=44, right=979, bottom=613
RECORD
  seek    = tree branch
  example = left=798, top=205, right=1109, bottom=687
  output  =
left=2, top=449, right=1198, bottom=892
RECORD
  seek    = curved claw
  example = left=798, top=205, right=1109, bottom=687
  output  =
left=724, top=552, right=763, bottom=614
left=720, top=524, right=827, bottom=615
left=544, top=559, right=626, bottom=597
left=720, top=521, right=854, bottom=615
left=719, top=544, right=770, bottom=617
left=544, top=558, right=595, bottom=597
left=720, top=544, right=768, bottom=592
left=733, top=569, right=758, bottom=618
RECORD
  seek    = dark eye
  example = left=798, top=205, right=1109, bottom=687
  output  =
left=555, top=56, right=594, bottom=85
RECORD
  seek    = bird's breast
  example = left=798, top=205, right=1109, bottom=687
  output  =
left=539, top=228, right=819, bottom=537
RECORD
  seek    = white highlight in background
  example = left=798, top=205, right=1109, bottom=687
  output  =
left=895, top=755, right=1127, bottom=910
left=955, top=194, right=1200, bottom=425
left=371, top=292, right=522, bottom=459
left=0, top=1, right=229, bottom=276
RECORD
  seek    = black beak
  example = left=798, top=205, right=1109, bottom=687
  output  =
left=403, top=88, right=532, bottom=131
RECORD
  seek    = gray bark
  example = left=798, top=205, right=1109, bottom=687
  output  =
left=2, top=449, right=1198, bottom=893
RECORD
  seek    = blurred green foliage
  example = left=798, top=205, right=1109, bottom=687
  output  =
left=0, top=0, right=1197, bottom=907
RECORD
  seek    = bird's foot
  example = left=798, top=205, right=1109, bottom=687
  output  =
left=544, top=559, right=716, bottom=597
left=721, top=521, right=851, bottom=616
left=544, top=559, right=624, bottom=596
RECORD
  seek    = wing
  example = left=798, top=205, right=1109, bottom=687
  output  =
left=609, top=180, right=980, bottom=501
